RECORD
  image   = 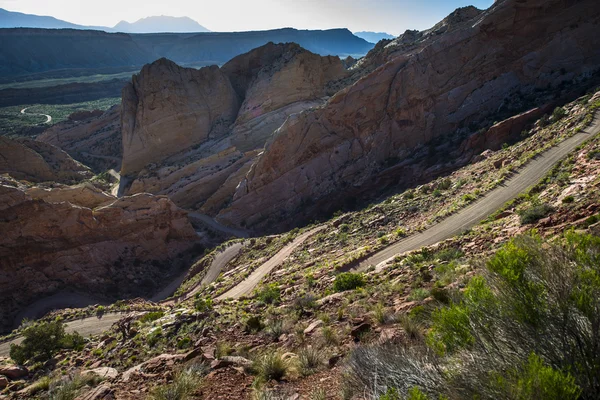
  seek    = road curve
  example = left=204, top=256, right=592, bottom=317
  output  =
left=0, top=313, right=125, bottom=357
left=184, top=242, right=245, bottom=300
left=356, top=112, right=599, bottom=272
left=188, top=212, right=250, bottom=238
left=217, top=226, right=326, bottom=300
left=20, top=107, right=52, bottom=124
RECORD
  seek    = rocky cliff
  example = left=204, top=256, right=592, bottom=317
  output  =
left=218, top=0, right=600, bottom=230
left=121, top=43, right=347, bottom=214
left=37, top=106, right=122, bottom=172
left=0, top=136, right=93, bottom=183
left=0, top=175, right=199, bottom=331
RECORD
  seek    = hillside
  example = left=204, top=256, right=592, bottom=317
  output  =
left=0, top=28, right=373, bottom=77
left=0, top=8, right=86, bottom=29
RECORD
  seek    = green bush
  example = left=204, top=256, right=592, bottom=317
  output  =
left=10, top=321, right=84, bottom=365
left=297, top=347, right=322, bottom=376
left=139, top=311, right=164, bottom=324
left=496, top=353, right=581, bottom=400
left=256, top=284, right=281, bottom=304
left=333, top=273, right=365, bottom=292
left=149, top=370, right=199, bottom=400
left=562, top=195, right=575, bottom=204
left=254, top=351, right=288, bottom=381
left=552, top=107, right=567, bottom=121
left=194, top=296, right=213, bottom=313
left=518, top=203, right=553, bottom=225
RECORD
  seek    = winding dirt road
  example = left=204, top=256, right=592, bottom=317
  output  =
left=217, top=226, right=326, bottom=300
left=1, top=112, right=597, bottom=357
left=188, top=212, right=250, bottom=238
left=356, top=112, right=598, bottom=272
left=20, top=107, right=52, bottom=124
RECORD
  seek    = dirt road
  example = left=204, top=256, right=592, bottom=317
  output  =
left=356, top=113, right=598, bottom=271
left=188, top=212, right=250, bottom=238
left=20, top=107, right=52, bottom=124
left=217, top=226, right=326, bottom=300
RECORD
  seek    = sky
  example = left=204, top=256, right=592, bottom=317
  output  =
left=0, top=0, right=495, bottom=35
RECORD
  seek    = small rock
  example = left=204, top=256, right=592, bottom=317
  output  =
left=351, top=323, right=372, bottom=341
left=0, top=376, right=8, bottom=389
left=303, top=320, right=323, bottom=335
left=495, top=210, right=513, bottom=220
left=75, top=384, right=114, bottom=400
left=82, top=367, right=119, bottom=380
left=0, top=365, right=28, bottom=380
left=211, top=356, right=252, bottom=370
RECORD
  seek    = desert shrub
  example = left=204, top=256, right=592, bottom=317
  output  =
left=177, top=337, right=191, bottom=349
left=10, top=321, right=84, bottom=365
left=297, top=347, right=323, bottom=376
left=149, top=370, right=199, bottom=400
left=254, top=351, right=288, bottom=381
left=435, top=248, right=464, bottom=262
left=47, top=373, right=103, bottom=400
left=139, top=311, right=165, bottom=324
left=256, top=284, right=281, bottom=304
left=552, top=107, right=567, bottom=121
left=193, top=296, right=213, bottom=313
left=244, top=316, right=263, bottom=333
left=345, top=233, right=600, bottom=399
left=264, top=319, right=285, bottom=340
left=408, top=288, right=430, bottom=302
left=293, top=293, right=316, bottom=315
left=518, top=203, right=553, bottom=225
left=333, top=273, right=365, bottom=292
left=562, top=195, right=575, bottom=204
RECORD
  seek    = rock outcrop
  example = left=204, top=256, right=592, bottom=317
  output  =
left=38, top=106, right=122, bottom=172
left=121, top=44, right=346, bottom=214
left=0, top=175, right=199, bottom=331
left=218, top=0, right=600, bottom=230
left=0, top=136, right=92, bottom=183
left=120, top=59, right=240, bottom=176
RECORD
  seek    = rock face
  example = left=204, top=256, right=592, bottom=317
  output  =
left=0, top=136, right=93, bottom=183
left=121, top=44, right=346, bottom=214
left=0, top=176, right=199, bottom=332
left=218, top=0, right=600, bottom=230
left=120, top=59, right=240, bottom=176
left=38, top=106, right=122, bottom=172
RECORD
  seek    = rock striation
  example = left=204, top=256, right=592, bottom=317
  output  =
left=0, top=175, right=199, bottom=332
left=0, top=136, right=93, bottom=183
left=218, top=0, right=600, bottom=230
left=120, top=43, right=346, bottom=214
left=38, top=106, right=122, bottom=172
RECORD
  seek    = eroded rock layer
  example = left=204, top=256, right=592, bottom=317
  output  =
left=218, top=0, right=600, bottom=230
left=0, top=176, right=199, bottom=331
left=121, top=43, right=346, bottom=213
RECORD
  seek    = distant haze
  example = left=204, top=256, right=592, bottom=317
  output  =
left=0, top=0, right=494, bottom=35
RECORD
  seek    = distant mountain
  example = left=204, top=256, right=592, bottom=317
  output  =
left=354, top=31, right=395, bottom=43
left=114, top=16, right=210, bottom=33
left=0, top=8, right=87, bottom=29
left=0, top=28, right=374, bottom=77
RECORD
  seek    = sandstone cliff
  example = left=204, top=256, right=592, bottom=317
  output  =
left=0, top=175, right=199, bottom=331
left=121, top=44, right=346, bottom=214
left=37, top=106, right=122, bottom=172
left=0, top=136, right=93, bottom=183
left=120, top=59, right=240, bottom=176
left=218, top=0, right=600, bottom=230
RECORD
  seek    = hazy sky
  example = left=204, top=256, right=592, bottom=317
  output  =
left=0, top=0, right=495, bottom=35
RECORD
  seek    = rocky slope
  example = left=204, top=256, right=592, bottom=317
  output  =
left=0, top=175, right=199, bottom=332
left=0, top=136, right=92, bottom=183
left=121, top=43, right=347, bottom=213
left=37, top=106, right=122, bottom=172
left=218, top=0, right=600, bottom=231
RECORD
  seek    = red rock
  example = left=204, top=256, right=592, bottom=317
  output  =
left=0, top=365, right=28, bottom=380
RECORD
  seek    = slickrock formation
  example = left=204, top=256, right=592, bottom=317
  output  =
left=121, top=43, right=346, bottom=213
left=0, top=175, right=199, bottom=331
left=0, top=136, right=92, bottom=183
left=218, top=0, right=600, bottom=230
left=38, top=106, right=122, bottom=172
left=120, top=59, right=240, bottom=176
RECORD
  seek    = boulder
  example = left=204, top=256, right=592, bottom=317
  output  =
left=74, top=384, right=114, bottom=400
left=0, top=365, right=28, bottom=380
left=82, top=367, right=119, bottom=380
